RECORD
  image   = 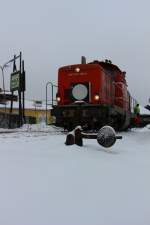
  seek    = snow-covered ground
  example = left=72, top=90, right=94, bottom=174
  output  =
left=0, top=124, right=150, bottom=225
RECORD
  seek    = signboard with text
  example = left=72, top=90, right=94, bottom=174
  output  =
left=10, top=71, right=20, bottom=91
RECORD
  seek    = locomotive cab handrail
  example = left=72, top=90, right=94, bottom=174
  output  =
left=46, top=81, right=58, bottom=125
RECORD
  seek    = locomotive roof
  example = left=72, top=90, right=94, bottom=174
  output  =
left=89, top=60, right=122, bottom=73
left=59, top=60, right=122, bottom=74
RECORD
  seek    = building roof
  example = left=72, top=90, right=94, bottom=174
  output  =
left=0, top=100, right=52, bottom=110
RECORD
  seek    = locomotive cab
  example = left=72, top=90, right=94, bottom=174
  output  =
left=57, top=63, right=104, bottom=105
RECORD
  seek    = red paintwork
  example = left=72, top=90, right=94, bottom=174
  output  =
left=57, top=61, right=130, bottom=112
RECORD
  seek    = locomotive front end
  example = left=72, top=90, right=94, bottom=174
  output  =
left=57, top=64, right=102, bottom=105
left=52, top=63, right=106, bottom=130
left=52, top=59, right=131, bottom=131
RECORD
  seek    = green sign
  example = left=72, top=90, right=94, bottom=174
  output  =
left=10, top=71, right=20, bottom=91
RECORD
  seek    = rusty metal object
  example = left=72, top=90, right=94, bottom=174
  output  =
left=65, top=125, right=122, bottom=148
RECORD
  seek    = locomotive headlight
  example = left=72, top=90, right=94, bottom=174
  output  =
left=56, top=96, right=61, bottom=102
left=94, top=94, right=100, bottom=101
left=75, top=67, right=80, bottom=72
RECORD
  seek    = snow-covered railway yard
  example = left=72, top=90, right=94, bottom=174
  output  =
left=0, top=124, right=150, bottom=225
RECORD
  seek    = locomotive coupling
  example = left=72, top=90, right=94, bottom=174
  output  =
left=65, top=125, right=122, bottom=148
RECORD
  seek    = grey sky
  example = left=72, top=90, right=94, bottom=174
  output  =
left=0, top=0, right=149, bottom=105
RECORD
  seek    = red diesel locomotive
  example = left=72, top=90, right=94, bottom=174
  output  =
left=52, top=58, right=132, bottom=131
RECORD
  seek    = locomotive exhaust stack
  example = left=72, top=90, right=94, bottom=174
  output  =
left=81, top=56, right=86, bottom=64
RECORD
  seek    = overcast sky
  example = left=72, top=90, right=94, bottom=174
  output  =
left=0, top=0, right=149, bottom=105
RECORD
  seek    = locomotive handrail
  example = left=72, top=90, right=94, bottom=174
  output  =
left=46, top=81, right=57, bottom=125
left=130, top=96, right=138, bottom=113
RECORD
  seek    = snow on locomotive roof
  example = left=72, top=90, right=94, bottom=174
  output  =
left=89, top=60, right=122, bottom=72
